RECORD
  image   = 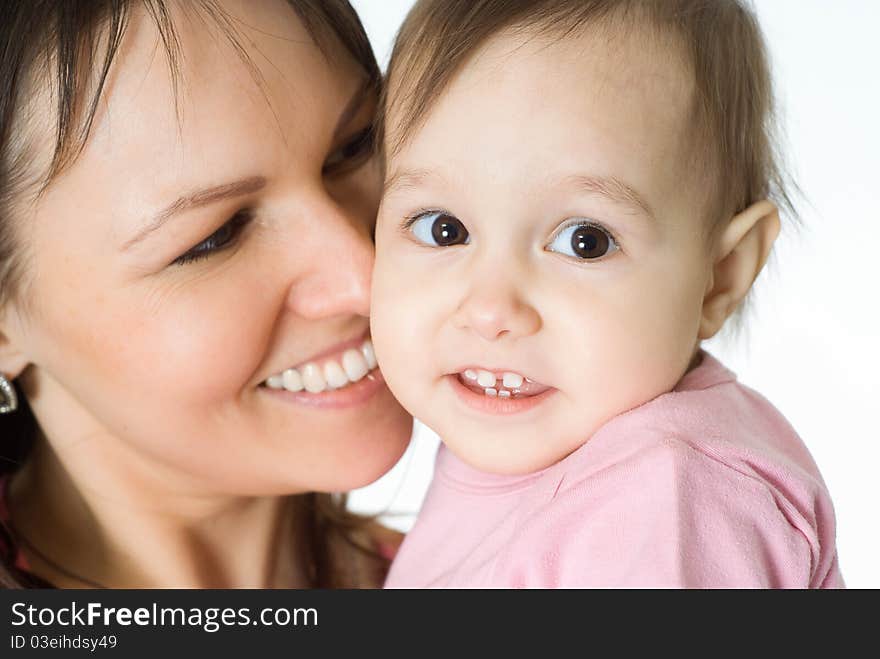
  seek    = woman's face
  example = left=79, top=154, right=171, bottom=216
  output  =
left=3, top=0, right=412, bottom=495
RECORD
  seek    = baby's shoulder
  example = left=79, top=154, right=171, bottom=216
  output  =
left=496, top=365, right=842, bottom=586
left=556, top=430, right=782, bottom=507
left=532, top=415, right=836, bottom=576
left=503, top=435, right=833, bottom=587
left=557, top=392, right=827, bottom=522
left=559, top=375, right=827, bottom=502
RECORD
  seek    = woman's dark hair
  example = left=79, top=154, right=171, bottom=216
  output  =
left=0, top=0, right=386, bottom=589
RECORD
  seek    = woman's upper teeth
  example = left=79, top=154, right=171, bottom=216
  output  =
left=264, top=338, right=377, bottom=393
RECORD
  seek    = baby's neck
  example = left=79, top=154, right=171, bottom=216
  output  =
left=686, top=348, right=704, bottom=375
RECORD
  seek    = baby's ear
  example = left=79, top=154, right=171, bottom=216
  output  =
left=699, top=200, right=780, bottom=340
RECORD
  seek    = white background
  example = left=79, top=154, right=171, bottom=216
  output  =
left=348, top=0, right=880, bottom=588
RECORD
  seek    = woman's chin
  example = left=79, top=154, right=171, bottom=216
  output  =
left=330, top=409, right=414, bottom=491
left=281, top=402, right=413, bottom=494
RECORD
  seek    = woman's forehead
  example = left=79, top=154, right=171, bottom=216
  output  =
left=43, top=2, right=362, bottom=222
left=4, top=0, right=373, bottom=274
left=87, top=1, right=341, bottom=149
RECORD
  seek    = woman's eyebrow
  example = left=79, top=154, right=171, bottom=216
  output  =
left=122, top=176, right=267, bottom=251
left=121, top=82, right=372, bottom=252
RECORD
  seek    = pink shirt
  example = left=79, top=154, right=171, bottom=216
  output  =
left=385, top=352, right=844, bottom=588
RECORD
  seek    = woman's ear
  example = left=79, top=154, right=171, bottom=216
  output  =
left=699, top=200, right=781, bottom=340
left=0, top=311, right=30, bottom=379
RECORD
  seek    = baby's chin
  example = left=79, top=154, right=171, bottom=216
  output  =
left=433, top=424, right=586, bottom=476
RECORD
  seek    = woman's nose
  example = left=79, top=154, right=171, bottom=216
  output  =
left=451, top=281, right=542, bottom=342
left=284, top=198, right=373, bottom=320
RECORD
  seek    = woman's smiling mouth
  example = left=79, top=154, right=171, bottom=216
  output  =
left=259, top=334, right=389, bottom=409
left=262, top=336, right=378, bottom=394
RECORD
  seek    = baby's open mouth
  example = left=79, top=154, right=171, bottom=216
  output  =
left=456, top=368, right=552, bottom=398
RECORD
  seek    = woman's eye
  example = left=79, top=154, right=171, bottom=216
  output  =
left=172, top=210, right=252, bottom=266
left=546, top=221, right=618, bottom=260
left=323, top=125, right=375, bottom=175
left=408, top=211, right=470, bottom=247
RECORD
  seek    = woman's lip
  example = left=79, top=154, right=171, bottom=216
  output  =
left=445, top=374, right=557, bottom=415
left=261, top=366, right=387, bottom=410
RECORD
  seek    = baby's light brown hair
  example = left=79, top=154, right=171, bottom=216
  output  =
left=380, top=0, right=794, bottom=234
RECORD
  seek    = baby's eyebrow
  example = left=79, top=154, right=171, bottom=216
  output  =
left=383, top=168, right=655, bottom=220
left=383, top=168, right=445, bottom=196
left=561, top=174, right=656, bottom=221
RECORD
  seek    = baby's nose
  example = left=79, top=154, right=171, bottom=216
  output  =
left=452, top=284, right=542, bottom=342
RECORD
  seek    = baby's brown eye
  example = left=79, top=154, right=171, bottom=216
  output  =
left=546, top=221, right=618, bottom=260
left=409, top=211, right=470, bottom=247
left=571, top=225, right=609, bottom=258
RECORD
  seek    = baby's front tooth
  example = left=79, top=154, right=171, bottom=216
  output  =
left=502, top=372, right=523, bottom=388
left=324, top=361, right=349, bottom=389
left=301, top=363, right=327, bottom=393
left=361, top=339, right=378, bottom=370
left=342, top=349, right=369, bottom=382
left=282, top=368, right=303, bottom=392
left=484, top=388, right=498, bottom=397
left=476, top=370, right=496, bottom=387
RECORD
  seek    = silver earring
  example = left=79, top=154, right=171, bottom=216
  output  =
left=0, top=374, right=18, bottom=414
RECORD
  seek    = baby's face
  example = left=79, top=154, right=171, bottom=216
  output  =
left=373, top=28, right=715, bottom=474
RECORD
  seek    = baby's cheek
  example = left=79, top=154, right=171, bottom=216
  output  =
left=606, top=276, right=703, bottom=394
left=371, top=291, right=409, bottom=373
left=370, top=267, right=433, bottom=413
left=553, top=269, right=694, bottom=418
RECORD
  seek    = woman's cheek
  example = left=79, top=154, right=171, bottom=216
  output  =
left=90, top=266, right=274, bottom=407
left=151, top=293, right=272, bottom=402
